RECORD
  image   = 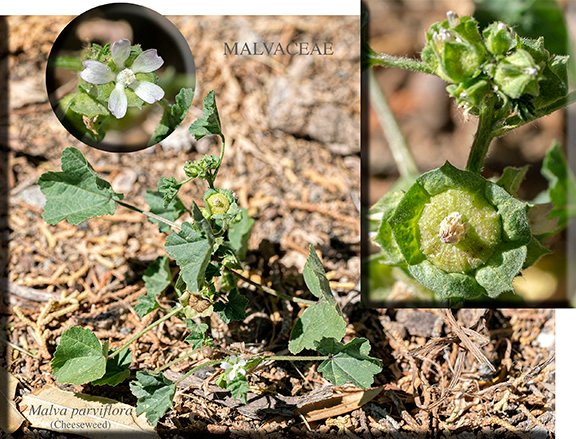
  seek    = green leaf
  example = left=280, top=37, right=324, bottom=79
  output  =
left=192, top=202, right=214, bottom=240
left=189, top=90, right=223, bottom=141
left=228, top=208, right=254, bottom=260
left=541, top=142, right=576, bottom=228
left=51, top=327, right=107, bottom=385
left=496, top=165, right=530, bottom=196
left=150, top=87, right=195, bottom=145
left=135, top=256, right=172, bottom=317
left=143, top=256, right=172, bottom=297
left=228, top=376, right=249, bottom=403
left=303, top=245, right=336, bottom=304
left=158, top=176, right=181, bottom=206
left=317, top=338, right=382, bottom=388
left=288, top=301, right=346, bottom=354
left=214, top=289, right=248, bottom=324
left=69, top=91, right=109, bottom=118
left=39, top=147, right=122, bottom=225
left=184, top=321, right=211, bottom=350
left=165, top=222, right=213, bottom=293
left=92, top=349, right=132, bottom=387
left=134, top=293, right=159, bottom=318
left=145, top=190, right=187, bottom=233
left=129, top=371, right=176, bottom=426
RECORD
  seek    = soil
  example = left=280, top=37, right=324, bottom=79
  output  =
left=0, top=9, right=556, bottom=439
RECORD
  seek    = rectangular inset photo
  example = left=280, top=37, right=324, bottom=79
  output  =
left=363, top=0, right=575, bottom=307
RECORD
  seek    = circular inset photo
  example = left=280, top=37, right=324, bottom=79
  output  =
left=46, top=3, right=196, bottom=152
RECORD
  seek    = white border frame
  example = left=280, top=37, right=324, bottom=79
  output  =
left=0, top=1, right=360, bottom=16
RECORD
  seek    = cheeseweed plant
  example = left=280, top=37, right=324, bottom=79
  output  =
left=38, top=91, right=381, bottom=426
left=366, top=12, right=576, bottom=302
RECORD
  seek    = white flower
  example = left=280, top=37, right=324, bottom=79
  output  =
left=80, top=39, right=165, bottom=119
left=220, top=355, right=247, bottom=381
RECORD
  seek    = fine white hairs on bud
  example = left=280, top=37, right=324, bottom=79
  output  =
left=439, top=212, right=467, bottom=244
left=524, top=66, right=539, bottom=77
left=447, top=11, right=460, bottom=27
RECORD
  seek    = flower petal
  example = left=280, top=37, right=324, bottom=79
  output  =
left=130, top=80, right=165, bottom=104
left=111, top=39, right=131, bottom=69
left=130, top=49, right=164, bottom=73
left=108, top=84, right=128, bottom=119
left=80, top=60, right=114, bottom=84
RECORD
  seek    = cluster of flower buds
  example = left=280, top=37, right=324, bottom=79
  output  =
left=421, top=12, right=567, bottom=116
left=184, top=154, right=220, bottom=180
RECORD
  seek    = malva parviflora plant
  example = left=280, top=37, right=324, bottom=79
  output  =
left=54, top=39, right=194, bottom=145
left=38, top=91, right=382, bottom=426
left=366, top=12, right=576, bottom=302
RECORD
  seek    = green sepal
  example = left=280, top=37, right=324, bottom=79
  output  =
left=484, top=182, right=530, bottom=243
left=373, top=191, right=405, bottom=265
left=408, top=260, right=485, bottom=300
left=523, top=236, right=551, bottom=268
left=496, top=165, right=530, bottom=196
left=388, top=183, right=428, bottom=265
left=475, top=243, right=527, bottom=298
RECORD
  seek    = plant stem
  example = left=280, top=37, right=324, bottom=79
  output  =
left=226, top=268, right=316, bottom=306
left=369, top=70, right=419, bottom=178
left=174, top=360, right=222, bottom=385
left=368, top=52, right=434, bottom=74
left=154, top=348, right=196, bottom=374
left=109, top=306, right=181, bottom=359
left=115, top=199, right=181, bottom=231
left=466, top=99, right=497, bottom=174
left=264, top=355, right=330, bottom=362
left=493, top=90, right=576, bottom=137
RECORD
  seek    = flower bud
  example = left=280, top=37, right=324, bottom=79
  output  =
left=494, top=49, right=541, bottom=99
left=483, top=22, right=517, bottom=56
left=422, top=15, right=487, bottom=83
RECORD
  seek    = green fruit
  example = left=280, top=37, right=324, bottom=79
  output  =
left=381, top=163, right=531, bottom=299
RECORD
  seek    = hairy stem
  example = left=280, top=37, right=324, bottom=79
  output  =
left=368, top=52, right=434, bottom=74
left=264, top=355, right=330, bottom=362
left=109, top=306, right=181, bottom=358
left=466, top=99, right=497, bottom=174
left=174, top=360, right=223, bottom=385
left=369, top=70, right=419, bottom=178
left=226, top=268, right=316, bottom=306
left=115, top=199, right=181, bottom=231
